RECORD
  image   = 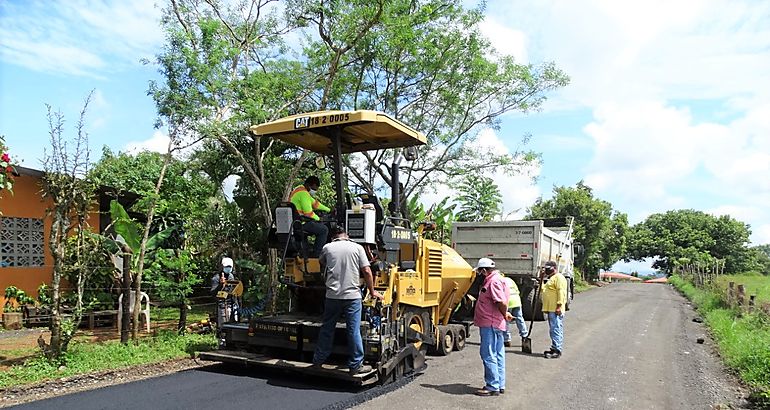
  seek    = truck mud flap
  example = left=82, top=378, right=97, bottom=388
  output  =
left=198, top=350, right=378, bottom=385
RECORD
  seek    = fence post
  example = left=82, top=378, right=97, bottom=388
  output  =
left=728, top=282, right=735, bottom=307
left=748, top=295, right=755, bottom=313
left=737, top=284, right=745, bottom=309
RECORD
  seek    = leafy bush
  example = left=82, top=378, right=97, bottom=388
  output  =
left=4, top=286, right=35, bottom=312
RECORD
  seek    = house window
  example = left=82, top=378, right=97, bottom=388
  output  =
left=0, top=217, right=45, bottom=267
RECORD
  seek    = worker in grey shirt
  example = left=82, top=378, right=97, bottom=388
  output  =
left=312, top=226, right=383, bottom=375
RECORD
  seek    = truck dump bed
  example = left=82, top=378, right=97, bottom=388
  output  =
left=452, top=220, right=574, bottom=279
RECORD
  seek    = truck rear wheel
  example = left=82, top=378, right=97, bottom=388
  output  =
left=434, top=326, right=453, bottom=356
left=453, top=326, right=466, bottom=351
left=522, top=287, right=544, bottom=321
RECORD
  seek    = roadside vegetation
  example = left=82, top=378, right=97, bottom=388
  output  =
left=0, top=330, right=216, bottom=389
left=670, top=275, right=770, bottom=406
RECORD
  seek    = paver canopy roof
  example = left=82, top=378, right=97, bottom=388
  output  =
left=249, top=110, right=427, bottom=155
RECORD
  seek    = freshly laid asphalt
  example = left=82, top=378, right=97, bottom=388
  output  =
left=10, top=363, right=364, bottom=410
left=10, top=283, right=747, bottom=410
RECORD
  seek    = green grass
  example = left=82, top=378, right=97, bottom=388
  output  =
left=0, top=331, right=216, bottom=389
left=670, top=275, right=770, bottom=405
left=151, top=305, right=210, bottom=323
left=715, top=274, right=770, bottom=305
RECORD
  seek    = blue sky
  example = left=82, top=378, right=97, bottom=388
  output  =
left=2, top=1, right=770, bottom=274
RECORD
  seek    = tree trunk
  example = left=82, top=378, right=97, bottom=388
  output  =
left=121, top=251, right=132, bottom=344
left=178, top=302, right=188, bottom=335
left=48, top=215, right=66, bottom=360
left=177, top=249, right=187, bottom=335
left=132, top=140, right=173, bottom=341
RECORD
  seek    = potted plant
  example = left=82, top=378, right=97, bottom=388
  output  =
left=3, top=285, right=34, bottom=330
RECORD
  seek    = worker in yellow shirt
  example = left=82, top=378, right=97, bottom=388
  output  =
left=289, top=176, right=331, bottom=257
left=502, top=276, right=527, bottom=347
left=540, top=260, right=567, bottom=359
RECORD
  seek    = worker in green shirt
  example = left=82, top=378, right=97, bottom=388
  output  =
left=289, top=176, right=331, bottom=257
left=541, top=260, right=568, bottom=358
left=502, top=276, right=527, bottom=347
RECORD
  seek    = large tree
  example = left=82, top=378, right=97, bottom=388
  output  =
left=627, top=209, right=753, bottom=274
left=40, top=94, right=97, bottom=360
left=527, top=182, right=628, bottom=279
left=149, top=0, right=567, bottom=310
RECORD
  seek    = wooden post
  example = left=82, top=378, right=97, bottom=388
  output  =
left=737, top=284, right=745, bottom=309
left=748, top=295, right=755, bottom=313
left=728, top=282, right=735, bottom=307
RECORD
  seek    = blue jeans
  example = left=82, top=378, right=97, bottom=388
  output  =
left=313, top=298, right=364, bottom=370
left=302, top=221, right=328, bottom=255
left=547, top=312, right=564, bottom=352
left=505, top=306, right=528, bottom=340
left=478, top=327, right=506, bottom=391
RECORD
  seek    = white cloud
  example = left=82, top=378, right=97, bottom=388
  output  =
left=0, top=0, right=163, bottom=77
left=483, top=0, right=770, bottom=112
left=752, top=224, right=770, bottom=246
left=478, top=0, right=770, bottom=239
left=122, top=130, right=169, bottom=154
left=479, top=18, right=528, bottom=63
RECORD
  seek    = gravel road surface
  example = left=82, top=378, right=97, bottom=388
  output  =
left=358, top=283, right=747, bottom=410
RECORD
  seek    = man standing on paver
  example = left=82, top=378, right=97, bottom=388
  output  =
left=473, top=258, right=512, bottom=396
left=541, top=260, right=568, bottom=359
left=312, top=227, right=383, bottom=375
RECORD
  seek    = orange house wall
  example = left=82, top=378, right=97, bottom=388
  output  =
left=0, top=173, right=100, bottom=304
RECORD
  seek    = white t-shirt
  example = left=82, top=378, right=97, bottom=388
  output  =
left=320, top=239, right=370, bottom=300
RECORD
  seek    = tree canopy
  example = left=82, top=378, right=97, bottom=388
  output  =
left=149, top=0, right=568, bottom=225
left=626, top=209, right=754, bottom=274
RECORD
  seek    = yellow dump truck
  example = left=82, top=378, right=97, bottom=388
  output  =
left=200, top=111, right=477, bottom=385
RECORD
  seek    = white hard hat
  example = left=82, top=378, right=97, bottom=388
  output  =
left=221, top=257, right=234, bottom=267
left=476, top=257, right=495, bottom=270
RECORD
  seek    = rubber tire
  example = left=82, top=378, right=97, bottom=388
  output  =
left=453, top=326, right=466, bottom=351
left=402, top=309, right=425, bottom=350
left=436, top=326, right=453, bottom=356
left=522, top=286, right=545, bottom=322
left=402, top=307, right=433, bottom=349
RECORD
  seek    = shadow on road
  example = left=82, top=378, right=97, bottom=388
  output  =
left=194, top=363, right=367, bottom=393
left=506, top=349, right=543, bottom=358
left=420, top=383, right=477, bottom=396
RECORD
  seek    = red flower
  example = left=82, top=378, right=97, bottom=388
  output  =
left=1, top=153, right=9, bottom=162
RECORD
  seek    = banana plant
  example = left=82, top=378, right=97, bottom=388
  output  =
left=108, top=200, right=175, bottom=257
